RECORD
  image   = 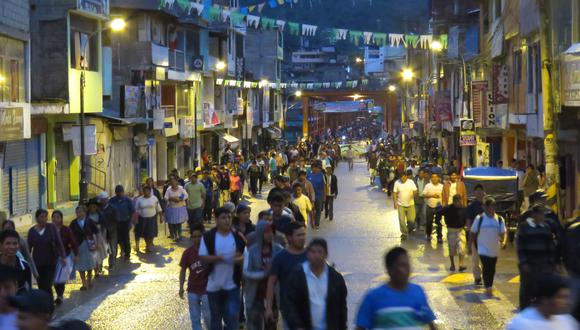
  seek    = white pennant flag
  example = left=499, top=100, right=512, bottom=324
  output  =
left=243, top=81, right=252, bottom=88
left=221, top=9, right=231, bottom=22
left=337, top=29, right=348, bottom=40
left=323, top=82, right=331, bottom=88
left=306, top=83, right=314, bottom=89
left=363, top=32, right=373, bottom=44
left=189, top=2, right=204, bottom=15
left=302, top=24, right=318, bottom=36
left=419, top=35, right=433, bottom=49
left=276, top=20, right=286, bottom=31
left=389, top=33, right=404, bottom=47
left=352, top=81, right=358, bottom=88
left=246, top=15, right=260, bottom=28
left=335, top=82, right=343, bottom=89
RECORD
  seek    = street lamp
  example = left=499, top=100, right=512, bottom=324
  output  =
left=215, top=60, right=226, bottom=71
left=430, top=40, right=443, bottom=52
left=388, top=85, right=397, bottom=92
left=78, top=18, right=126, bottom=204
left=401, top=68, right=415, bottom=81
left=284, top=90, right=303, bottom=140
left=355, top=57, right=363, bottom=63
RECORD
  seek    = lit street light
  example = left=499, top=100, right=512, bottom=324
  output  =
left=110, top=18, right=127, bottom=31
left=430, top=40, right=443, bottom=52
left=295, top=90, right=302, bottom=97
left=388, top=85, right=397, bottom=92
left=355, top=57, right=363, bottom=63
left=215, top=61, right=226, bottom=71
left=401, top=68, right=415, bottom=81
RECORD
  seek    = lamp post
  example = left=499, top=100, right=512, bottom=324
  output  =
left=78, top=18, right=125, bottom=204
left=284, top=90, right=302, bottom=141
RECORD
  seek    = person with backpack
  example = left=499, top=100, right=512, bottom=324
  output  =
left=468, top=197, right=507, bottom=297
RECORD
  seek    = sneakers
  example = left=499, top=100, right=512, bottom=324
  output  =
left=474, top=278, right=482, bottom=286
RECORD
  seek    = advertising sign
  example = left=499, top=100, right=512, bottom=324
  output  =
left=485, top=91, right=497, bottom=128
left=123, top=85, right=140, bottom=117
left=179, top=118, right=195, bottom=138
left=561, top=52, right=580, bottom=106
left=0, top=107, right=24, bottom=141
left=319, top=101, right=366, bottom=113
left=459, top=118, right=476, bottom=146
left=431, top=91, right=453, bottom=122
left=471, top=81, right=488, bottom=127
left=71, top=125, right=97, bottom=156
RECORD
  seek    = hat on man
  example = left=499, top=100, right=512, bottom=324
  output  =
left=9, top=289, right=54, bottom=315
left=97, top=191, right=109, bottom=200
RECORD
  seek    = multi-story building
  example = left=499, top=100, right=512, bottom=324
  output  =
left=0, top=0, right=35, bottom=225
left=288, top=46, right=349, bottom=82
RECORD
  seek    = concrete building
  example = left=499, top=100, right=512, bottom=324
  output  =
left=0, top=0, right=35, bottom=225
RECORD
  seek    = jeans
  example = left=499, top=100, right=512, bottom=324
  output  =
left=249, top=177, right=258, bottom=195
left=187, top=208, right=203, bottom=228
left=208, top=287, right=241, bottom=330
left=397, top=205, right=416, bottom=236
left=479, top=255, right=498, bottom=289
left=313, top=199, right=324, bottom=227
left=37, top=264, right=56, bottom=300
left=117, top=221, right=131, bottom=259
left=203, top=197, right=213, bottom=223
left=414, top=203, right=425, bottom=228
left=107, top=228, right=118, bottom=268
left=188, top=292, right=211, bottom=330
left=324, top=196, right=334, bottom=220
left=230, top=190, right=241, bottom=206
left=54, top=282, right=65, bottom=298
left=425, top=206, right=442, bottom=240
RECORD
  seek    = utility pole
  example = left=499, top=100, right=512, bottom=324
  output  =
left=538, top=0, right=560, bottom=214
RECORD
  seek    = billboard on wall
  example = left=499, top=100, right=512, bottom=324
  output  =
left=561, top=51, right=580, bottom=106
left=471, top=81, right=488, bottom=127
left=0, top=107, right=24, bottom=141
left=317, top=101, right=366, bottom=113
left=431, top=91, right=453, bottom=122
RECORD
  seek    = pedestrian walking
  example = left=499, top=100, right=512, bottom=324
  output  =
left=201, top=171, right=215, bottom=223
left=521, top=164, right=539, bottom=212
left=109, top=185, right=135, bottom=261
left=355, top=247, right=436, bottom=330
left=134, top=185, right=163, bottom=253
left=292, top=183, right=314, bottom=229
left=0, top=230, right=32, bottom=292
left=248, top=160, right=261, bottom=196
left=466, top=184, right=485, bottom=285
left=440, top=195, right=468, bottom=272
left=288, top=159, right=300, bottom=183
left=1, top=220, right=38, bottom=283
left=265, top=222, right=307, bottom=328
left=218, top=166, right=231, bottom=207
left=393, top=170, right=418, bottom=240
left=307, top=161, right=327, bottom=229
left=293, top=170, right=315, bottom=203
left=51, top=210, right=78, bottom=305
left=346, top=145, right=354, bottom=171
left=230, top=170, right=242, bottom=206
left=442, top=169, right=467, bottom=207
left=164, top=176, right=189, bottom=242
left=413, top=169, right=428, bottom=230
left=324, top=166, right=338, bottom=221
left=185, top=172, right=206, bottom=228
left=516, top=205, right=560, bottom=310
left=507, top=273, right=578, bottom=330
left=98, top=192, right=120, bottom=270
left=233, top=204, right=256, bottom=239
left=199, top=207, right=246, bottom=330
left=0, top=264, right=18, bottom=329
left=563, top=217, right=580, bottom=321
left=269, top=153, right=278, bottom=184
left=468, top=197, right=507, bottom=297
left=86, top=198, right=108, bottom=276
left=27, top=209, right=66, bottom=301
left=423, top=172, right=443, bottom=242
left=283, top=238, right=348, bottom=330
left=69, top=205, right=99, bottom=290
left=243, top=221, right=283, bottom=330
left=179, top=222, right=211, bottom=330
left=257, top=155, right=267, bottom=194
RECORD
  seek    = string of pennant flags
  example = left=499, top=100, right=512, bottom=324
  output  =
left=216, top=78, right=369, bottom=90
left=161, top=1, right=448, bottom=49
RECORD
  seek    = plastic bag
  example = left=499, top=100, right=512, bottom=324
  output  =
left=54, top=255, right=74, bottom=284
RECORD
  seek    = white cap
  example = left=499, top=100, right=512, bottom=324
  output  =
left=97, top=191, right=109, bottom=200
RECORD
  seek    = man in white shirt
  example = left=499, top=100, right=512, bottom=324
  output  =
left=423, top=172, right=444, bottom=243
left=507, top=273, right=578, bottom=330
left=468, top=197, right=507, bottom=297
left=393, top=170, right=418, bottom=241
left=199, top=207, right=246, bottom=330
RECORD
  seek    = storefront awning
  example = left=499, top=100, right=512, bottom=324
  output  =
left=219, top=132, right=239, bottom=143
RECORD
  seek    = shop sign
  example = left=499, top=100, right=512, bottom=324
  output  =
left=459, top=118, right=476, bottom=146
left=123, top=85, right=140, bottom=118
left=153, top=109, right=165, bottom=130
left=485, top=92, right=497, bottom=128
left=471, top=81, right=488, bottom=127
left=492, top=64, right=509, bottom=104
left=561, top=52, right=580, bottom=106
left=179, top=118, right=195, bottom=138
left=0, top=107, right=24, bottom=141
left=203, top=102, right=220, bottom=127
left=76, top=0, right=109, bottom=18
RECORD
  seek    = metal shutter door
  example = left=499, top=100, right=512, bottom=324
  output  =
left=2, top=141, right=27, bottom=215
left=25, top=136, right=41, bottom=213
left=112, top=140, right=134, bottom=193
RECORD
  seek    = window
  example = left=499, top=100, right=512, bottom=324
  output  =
left=70, top=31, right=98, bottom=71
left=513, top=50, right=522, bottom=85
left=0, top=36, right=26, bottom=103
left=151, top=17, right=166, bottom=46
left=176, top=85, right=190, bottom=117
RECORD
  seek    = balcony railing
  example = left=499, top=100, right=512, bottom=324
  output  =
left=169, top=49, right=185, bottom=71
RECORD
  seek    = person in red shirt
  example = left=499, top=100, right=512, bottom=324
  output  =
left=229, top=171, right=242, bottom=206
left=179, top=223, right=210, bottom=330
left=51, top=210, right=79, bottom=305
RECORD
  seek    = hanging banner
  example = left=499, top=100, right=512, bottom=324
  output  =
left=203, top=102, right=220, bottom=127
left=72, top=125, right=97, bottom=156
left=431, top=91, right=453, bottom=123
left=492, top=64, right=509, bottom=104
left=122, top=85, right=140, bottom=118
left=471, top=80, right=488, bottom=128
left=485, top=91, right=497, bottom=128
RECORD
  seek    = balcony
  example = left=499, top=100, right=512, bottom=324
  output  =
left=151, top=43, right=169, bottom=67
left=169, top=49, right=185, bottom=71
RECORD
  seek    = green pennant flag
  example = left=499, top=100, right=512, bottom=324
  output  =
left=236, top=81, right=242, bottom=87
left=208, top=6, right=221, bottom=22
left=346, top=81, right=353, bottom=88
left=177, top=0, right=189, bottom=11
left=261, top=18, right=276, bottom=30
left=439, top=34, right=448, bottom=49
left=349, top=31, right=363, bottom=46
left=314, top=83, right=322, bottom=88
left=288, top=22, right=300, bottom=36
left=373, top=33, right=387, bottom=46
left=405, top=35, right=420, bottom=48
left=230, top=12, right=246, bottom=26
left=251, top=82, right=259, bottom=88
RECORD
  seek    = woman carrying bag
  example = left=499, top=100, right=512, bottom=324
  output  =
left=70, top=205, right=100, bottom=290
left=52, top=210, right=79, bottom=305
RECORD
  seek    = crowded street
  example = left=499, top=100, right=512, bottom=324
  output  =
left=39, top=159, right=520, bottom=330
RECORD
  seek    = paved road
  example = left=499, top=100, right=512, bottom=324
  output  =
left=53, top=160, right=519, bottom=329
